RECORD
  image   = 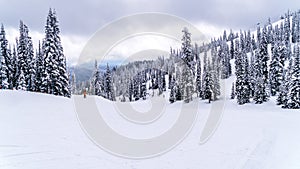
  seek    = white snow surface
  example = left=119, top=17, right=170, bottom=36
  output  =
left=1, top=79, right=300, bottom=169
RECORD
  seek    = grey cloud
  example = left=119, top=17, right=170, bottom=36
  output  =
left=0, top=0, right=299, bottom=37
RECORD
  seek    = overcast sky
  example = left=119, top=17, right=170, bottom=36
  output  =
left=0, top=0, right=299, bottom=65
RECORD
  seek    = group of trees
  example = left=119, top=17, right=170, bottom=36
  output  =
left=231, top=10, right=300, bottom=109
left=169, top=28, right=223, bottom=104
left=79, top=9, right=300, bottom=110
left=0, top=9, right=70, bottom=97
left=91, top=60, right=115, bottom=101
left=97, top=10, right=299, bottom=109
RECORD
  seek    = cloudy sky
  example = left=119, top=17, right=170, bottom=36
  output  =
left=0, top=0, right=299, bottom=65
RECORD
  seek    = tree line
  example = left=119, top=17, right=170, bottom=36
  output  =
left=0, top=9, right=70, bottom=97
left=89, top=10, right=299, bottom=109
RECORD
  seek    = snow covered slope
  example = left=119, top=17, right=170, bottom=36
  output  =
left=1, top=80, right=300, bottom=169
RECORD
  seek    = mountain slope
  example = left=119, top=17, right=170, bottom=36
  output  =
left=0, top=81, right=300, bottom=169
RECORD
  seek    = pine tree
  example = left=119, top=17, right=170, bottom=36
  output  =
left=162, top=71, right=166, bottom=91
left=182, top=62, right=193, bottom=103
left=269, top=42, right=283, bottom=96
left=211, top=68, right=220, bottom=101
left=0, top=24, right=9, bottom=89
left=180, top=27, right=194, bottom=103
left=133, top=75, right=140, bottom=101
left=257, top=25, right=262, bottom=43
left=220, top=41, right=231, bottom=79
left=235, top=45, right=250, bottom=104
left=70, top=71, right=77, bottom=94
left=230, top=37, right=235, bottom=59
left=286, top=44, right=300, bottom=109
left=17, top=70, right=26, bottom=91
left=253, top=26, right=269, bottom=104
left=202, top=50, right=210, bottom=100
left=175, top=66, right=182, bottom=101
left=16, top=21, right=35, bottom=91
left=181, top=27, right=193, bottom=68
left=158, top=71, right=163, bottom=95
left=284, top=15, right=292, bottom=61
left=253, top=50, right=267, bottom=104
left=105, top=63, right=115, bottom=101
left=284, top=15, right=291, bottom=46
left=35, top=41, right=43, bottom=92
left=11, top=45, right=18, bottom=89
left=251, top=34, right=257, bottom=50
left=277, top=42, right=293, bottom=106
left=140, top=74, right=147, bottom=100
left=239, top=30, right=245, bottom=50
left=267, top=19, right=273, bottom=44
left=196, top=60, right=201, bottom=97
left=24, top=24, right=35, bottom=92
left=231, top=82, right=235, bottom=99
left=169, top=76, right=176, bottom=103
left=245, top=30, right=252, bottom=52
left=91, top=60, right=100, bottom=95
left=291, top=12, right=298, bottom=43
left=277, top=70, right=289, bottom=106
left=128, top=79, right=133, bottom=102
left=202, top=59, right=213, bottom=102
left=249, top=48, right=256, bottom=98
left=41, top=9, right=70, bottom=97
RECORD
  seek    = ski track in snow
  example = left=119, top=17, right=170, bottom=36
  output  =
left=0, top=89, right=300, bottom=169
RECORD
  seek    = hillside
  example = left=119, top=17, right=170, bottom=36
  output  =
left=1, top=79, right=300, bottom=169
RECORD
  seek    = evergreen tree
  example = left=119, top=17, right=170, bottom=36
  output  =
left=41, top=9, right=70, bottom=97
left=175, top=66, right=182, bottom=101
left=253, top=26, right=269, bottom=104
left=202, top=59, right=213, bottom=101
left=17, top=70, right=26, bottom=91
left=162, top=71, right=166, bottom=91
left=211, top=68, right=220, bottom=101
left=169, top=76, right=176, bottom=103
left=133, top=76, right=140, bottom=101
left=11, top=45, right=18, bottom=89
left=105, top=63, right=115, bottom=101
left=253, top=52, right=268, bottom=104
left=269, top=42, right=283, bottom=96
left=286, top=44, right=300, bottom=109
left=91, top=60, right=101, bottom=96
left=202, top=50, right=209, bottom=100
left=230, top=37, right=235, bottom=59
left=70, top=71, right=77, bottom=94
left=0, top=24, right=9, bottom=89
left=128, top=79, right=133, bottom=102
left=249, top=48, right=256, bottom=98
left=182, top=62, right=193, bottom=103
left=140, top=80, right=146, bottom=100
left=195, top=60, right=201, bottom=97
left=24, top=24, right=36, bottom=92
left=278, top=43, right=293, bottom=106
left=235, top=45, right=250, bottom=104
left=158, top=71, right=163, bottom=95
left=35, top=41, right=43, bottom=92
left=245, top=30, right=252, bottom=52
left=251, top=34, right=257, bottom=50
left=291, top=12, right=299, bottom=43
left=17, top=21, right=35, bottom=91
left=139, top=72, right=147, bottom=100
left=181, top=27, right=193, bottom=68
left=220, top=41, right=231, bottom=79
left=180, top=27, right=194, bottom=103
left=231, top=82, right=235, bottom=99
left=257, top=24, right=262, bottom=43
